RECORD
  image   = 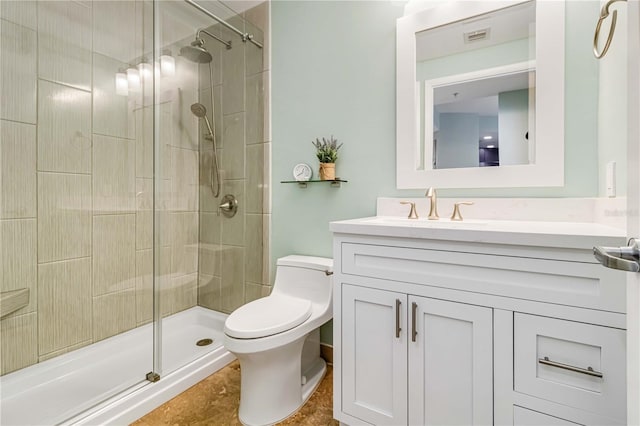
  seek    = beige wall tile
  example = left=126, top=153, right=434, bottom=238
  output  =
left=38, top=257, right=91, bottom=355
left=38, top=173, right=91, bottom=262
left=245, top=214, right=263, bottom=284
left=199, top=243, right=221, bottom=277
left=93, top=289, right=136, bottom=342
left=136, top=178, right=153, bottom=251
left=38, top=1, right=92, bottom=90
left=244, top=2, right=269, bottom=71
left=197, top=273, right=220, bottom=311
left=221, top=179, right=245, bottom=246
left=171, top=148, right=199, bottom=212
left=93, top=134, right=135, bottom=213
left=1, top=121, right=36, bottom=218
left=0, top=312, right=37, bottom=374
left=263, top=213, right=272, bottom=284
left=162, top=273, right=197, bottom=317
left=220, top=246, right=244, bottom=313
left=1, top=219, right=37, bottom=316
left=92, top=1, right=137, bottom=63
left=244, top=20, right=264, bottom=77
left=221, top=20, right=246, bottom=115
left=38, top=81, right=92, bottom=174
left=135, top=249, right=153, bottom=325
left=93, top=53, right=135, bottom=140
left=263, top=141, right=272, bottom=214
left=199, top=212, right=221, bottom=245
left=135, top=106, right=153, bottom=179
left=171, top=212, right=199, bottom=276
left=1, top=1, right=37, bottom=30
left=263, top=70, right=271, bottom=142
left=245, top=73, right=264, bottom=145
left=221, top=113, right=245, bottom=180
left=245, top=282, right=270, bottom=304
left=93, top=214, right=136, bottom=296
left=38, top=339, right=90, bottom=362
left=246, top=144, right=264, bottom=214
left=0, top=20, right=36, bottom=123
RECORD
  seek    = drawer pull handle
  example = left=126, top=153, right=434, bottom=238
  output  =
left=411, top=302, right=418, bottom=342
left=538, top=356, right=603, bottom=378
left=395, top=299, right=402, bottom=338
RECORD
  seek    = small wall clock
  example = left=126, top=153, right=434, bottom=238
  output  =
left=293, top=163, right=313, bottom=181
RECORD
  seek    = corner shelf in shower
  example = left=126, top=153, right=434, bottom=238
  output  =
left=280, top=179, right=347, bottom=188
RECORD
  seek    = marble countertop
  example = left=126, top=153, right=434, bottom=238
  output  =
left=330, top=216, right=627, bottom=250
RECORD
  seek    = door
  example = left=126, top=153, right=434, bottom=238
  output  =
left=594, top=2, right=640, bottom=424
left=408, top=296, right=493, bottom=426
left=341, top=285, right=408, bottom=425
left=627, top=1, right=640, bottom=423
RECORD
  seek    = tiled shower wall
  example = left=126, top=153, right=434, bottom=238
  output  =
left=0, top=1, right=202, bottom=375
left=198, top=2, right=271, bottom=313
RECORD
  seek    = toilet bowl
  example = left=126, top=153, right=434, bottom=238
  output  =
left=223, top=255, right=333, bottom=426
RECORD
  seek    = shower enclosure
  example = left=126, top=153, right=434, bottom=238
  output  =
left=0, top=0, right=269, bottom=424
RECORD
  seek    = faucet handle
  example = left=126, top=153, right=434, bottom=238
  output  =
left=451, top=202, right=474, bottom=221
left=400, top=201, right=419, bottom=219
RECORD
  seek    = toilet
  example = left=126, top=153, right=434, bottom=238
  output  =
left=223, top=255, right=333, bottom=426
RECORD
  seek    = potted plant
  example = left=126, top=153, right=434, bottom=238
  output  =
left=312, top=136, right=343, bottom=180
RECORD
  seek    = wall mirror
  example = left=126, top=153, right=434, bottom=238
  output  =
left=396, top=0, right=565, bottom=189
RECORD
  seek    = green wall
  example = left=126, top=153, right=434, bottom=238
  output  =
left=271, top=1, right=604, bottom=344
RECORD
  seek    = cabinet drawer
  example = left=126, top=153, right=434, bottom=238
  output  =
left=513, top=406, right=581, bottom=425
left=340, top=243, right=625, bottom=312
left=514, top=314, right=625, bottom=421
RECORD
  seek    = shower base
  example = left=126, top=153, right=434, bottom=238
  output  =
left=0, top=307, right=234, bottom=426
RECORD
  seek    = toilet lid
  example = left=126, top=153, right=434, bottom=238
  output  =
left=224, top=295, right=312, bottom=339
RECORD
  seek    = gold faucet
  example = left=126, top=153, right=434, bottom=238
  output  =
left=400, top=201, right=419, bottom=219
left=425, top=187, right=439, bottom=220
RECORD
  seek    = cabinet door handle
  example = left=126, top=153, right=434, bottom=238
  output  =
left=395, top=299, right=402, bottom=338
left=411, top=302, right=418, bottom=342
left=538, top=356, right=603, bottom=378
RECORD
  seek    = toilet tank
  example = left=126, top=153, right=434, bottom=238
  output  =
left=271, top=255, right=333, bottom=305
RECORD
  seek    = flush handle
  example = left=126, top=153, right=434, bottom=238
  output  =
left=593, top=238, right=640, bottom=272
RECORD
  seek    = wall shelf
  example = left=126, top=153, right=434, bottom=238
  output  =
left=281, top=179, right=347, bottom=188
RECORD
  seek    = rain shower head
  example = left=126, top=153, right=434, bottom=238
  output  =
left=179, top=39, right=213, bottom=64
left=190, top=103, right=208, bottom=118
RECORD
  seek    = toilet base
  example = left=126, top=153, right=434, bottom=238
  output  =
left=235, top=335, right=327, bottom=426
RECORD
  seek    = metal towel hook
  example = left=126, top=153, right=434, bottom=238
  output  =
left=593, top=0, right=627, bottom=59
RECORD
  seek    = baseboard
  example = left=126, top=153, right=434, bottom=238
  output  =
left=320, top=343, right=333, bottom=365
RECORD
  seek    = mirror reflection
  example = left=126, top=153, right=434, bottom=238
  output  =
left=416, top=1, right=536, bottom=170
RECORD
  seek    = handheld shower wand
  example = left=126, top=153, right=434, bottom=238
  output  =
left=191, top=103, right=220, bottom=198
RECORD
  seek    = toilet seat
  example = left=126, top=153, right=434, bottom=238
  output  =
left=224, top=295, right=312, bottom=339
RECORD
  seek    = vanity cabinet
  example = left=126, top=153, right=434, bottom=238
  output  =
left=341, top=285, right=492, bottom=425
left=331, top=222, right=628, bottom=426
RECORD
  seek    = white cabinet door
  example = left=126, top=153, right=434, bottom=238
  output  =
left=341, top=285, right=408, bottom=425
left=408, top=296, right=493, bottom=426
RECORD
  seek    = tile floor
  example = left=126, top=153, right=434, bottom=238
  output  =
left=131, top=361, right=338, bottom=425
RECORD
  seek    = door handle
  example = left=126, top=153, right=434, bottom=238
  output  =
left=411, top=302, right=418, bottom=342
left=593, top=238, right=640, bottom=272
left=395, top=299, right=402, bottom=338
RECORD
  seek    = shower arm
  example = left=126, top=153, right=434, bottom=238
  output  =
left=184, top=0, right=264, bottom=49
left=197, top=28, right=232, bottom=50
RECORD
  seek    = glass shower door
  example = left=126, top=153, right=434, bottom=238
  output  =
left=0, top=1, right=155, bottom=424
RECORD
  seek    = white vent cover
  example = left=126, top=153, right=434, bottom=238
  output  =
left=464, top=28, right=491, bottom=43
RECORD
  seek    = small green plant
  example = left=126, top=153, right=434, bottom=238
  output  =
left=312, top=136, right=343, bottom=163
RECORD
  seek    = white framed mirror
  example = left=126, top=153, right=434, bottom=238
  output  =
left=396, top=0, right=565, bottom=189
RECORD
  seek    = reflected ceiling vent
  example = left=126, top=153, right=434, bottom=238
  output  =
left=463, top=28, right=491, bottom=43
